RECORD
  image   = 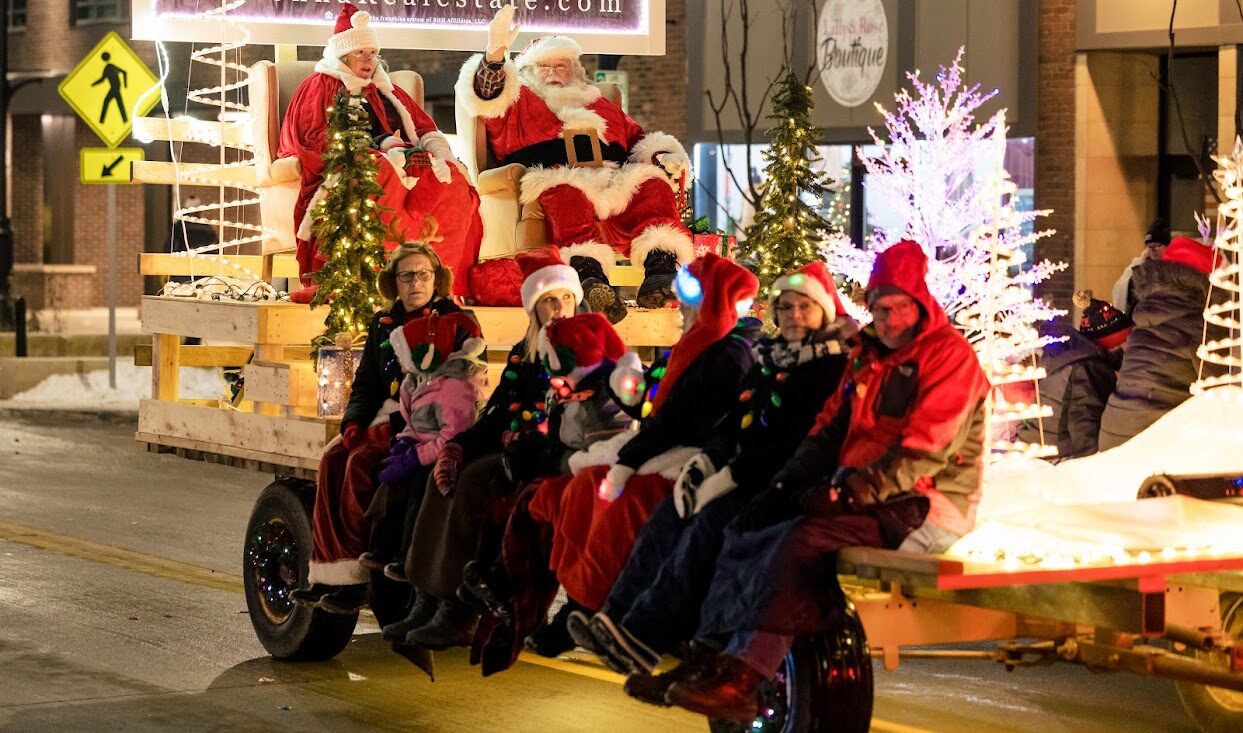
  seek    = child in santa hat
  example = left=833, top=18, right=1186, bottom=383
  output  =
left=361, top=311, right=488, bottom=585
left=459, top=312, right=638, bottom=673
left=387, top=248, right=583, bottom=650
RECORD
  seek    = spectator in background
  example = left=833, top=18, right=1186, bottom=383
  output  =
left=1019, top=290, right=1129, bottom=461
left=1099, top=235, right=1221, bottom=450
left=1111, top=217, right=1170, bottom=313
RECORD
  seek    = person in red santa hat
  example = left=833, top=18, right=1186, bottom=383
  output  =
left=279, top=3, right=483, bottom=303
left=515, top=253, right=761, bottom=657
left=457, top=5, right=694, bottom=316
left=392, top=247, right=581, bottom=650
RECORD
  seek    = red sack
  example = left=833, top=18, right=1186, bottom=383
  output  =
left=468, top=257, right=524, bottom=307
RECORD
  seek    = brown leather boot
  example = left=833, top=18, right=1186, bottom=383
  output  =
left=623, top=643, right=722, bottom=707
left=665, top=654, right=764, bottom=723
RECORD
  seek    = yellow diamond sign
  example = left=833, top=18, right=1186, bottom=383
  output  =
left=58, top=32, right=160, bottom=148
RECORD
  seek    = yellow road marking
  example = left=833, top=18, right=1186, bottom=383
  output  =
left=0, top=520, right=933, bottom=733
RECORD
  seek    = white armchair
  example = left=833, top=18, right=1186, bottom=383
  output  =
left=248, top=60, right=424, bottom=254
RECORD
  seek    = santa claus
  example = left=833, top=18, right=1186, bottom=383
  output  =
left=455, top=5, right=694, bottom=318
left=279, top=4, right=483, bottom=303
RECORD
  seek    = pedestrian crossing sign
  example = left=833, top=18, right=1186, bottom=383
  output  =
left=58, top=32, right=160, bottom=148
left=80, top=147, right=144, bottom=185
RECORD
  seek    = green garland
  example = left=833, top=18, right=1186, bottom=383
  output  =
left=738, top=72, right=841, bottom=293
left=310, top=89, right=391, bottom=347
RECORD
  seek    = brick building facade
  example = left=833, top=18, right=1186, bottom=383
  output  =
left=1035, top=0, right=1076, bottom=312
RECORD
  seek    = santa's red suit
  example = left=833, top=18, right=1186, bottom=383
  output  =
left=279, top=8, right=482, bottom=298
left=455, top=48, right=694, bottom=281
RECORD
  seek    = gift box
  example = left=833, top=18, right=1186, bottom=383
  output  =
left=693, top=232, right=737, bottom=259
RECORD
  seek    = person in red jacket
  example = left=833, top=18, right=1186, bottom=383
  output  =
left=645, top=241, right=990, bottom=724
left=456, top=6, right=693, bottom=313
left=279, top=4, right=483, bottom=302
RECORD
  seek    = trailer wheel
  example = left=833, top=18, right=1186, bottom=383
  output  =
left=1176, top=593, right=1243, bottom=733
left=708, top=603, right=873, bottom=733
left=243, top=479, right=357, bottom=661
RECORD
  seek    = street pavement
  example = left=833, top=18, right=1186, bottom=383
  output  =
left=0, top=411, right=1201, bottom=732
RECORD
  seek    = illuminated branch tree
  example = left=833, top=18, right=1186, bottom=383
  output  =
left=310, top=90, right=390, bottom=345
left=1194, top=136, right=1243, bottom=393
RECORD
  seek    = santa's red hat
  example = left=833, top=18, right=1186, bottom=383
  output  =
left=517, top=246, right=583, bottom=314
left=323, top=4, right=380, bottom=61
left=390, top=312, right=484, bottom=374
left=1162, top=235, right=1218, bottom=275
left=769, top=260, right=845, bottom=322
left=539, top=312, right=626, bottom=375
left=515, top=35, right=582, bottom=68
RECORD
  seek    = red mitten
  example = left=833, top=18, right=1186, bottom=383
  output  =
left=340, top=423, right=364, bottom=450
left=467, top=258, right=523, bottom=307
left=434, top=442, right=464, bottom=495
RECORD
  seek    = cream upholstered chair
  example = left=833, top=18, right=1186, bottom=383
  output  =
left=248, top=60, right=424, bottom=255
left=455, top=82, right=622, bottom=260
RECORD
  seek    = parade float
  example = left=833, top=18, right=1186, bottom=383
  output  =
left=125, top=3, right=1243, bottom=732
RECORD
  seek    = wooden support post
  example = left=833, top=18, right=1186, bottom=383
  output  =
left=151, top=333, right=181, bottom=401
left=252, top=342, right=284, bottom=416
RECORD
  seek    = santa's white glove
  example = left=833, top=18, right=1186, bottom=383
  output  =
left=609, top=352, right=646, bottom=407
left=655, top=151, right=690, bottom=179
left=598, top=464, right=635, bottom=502
left=378, top=131, right=407, bottom=152
left=487, top=5, right=521, bottom=57
left=673, top=452, right=716, bottom=518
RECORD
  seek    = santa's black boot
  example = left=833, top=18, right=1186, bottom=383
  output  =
left=406, top=597, right=479, bottom=650
left=569, top=255, right=627, bottom=324
left=636, top=249, right=679, bottom=309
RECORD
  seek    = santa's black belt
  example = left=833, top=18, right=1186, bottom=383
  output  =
left=503, top=139, right=628, bottom=168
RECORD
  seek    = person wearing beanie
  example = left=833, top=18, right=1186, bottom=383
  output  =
left=1099, top=234, right=1226, bottom=450
left=280, top=3, right=483, bottom=303
left=571, top=260, right=856, bottom=687
left=291, top=238, right=463, bottom=614
left=504, top=253, right=761, bottom=659
left=457, top=6, right=694, bottom=311
left=1017, top=290, right=1127, bottom=462
left=454, top=312, right=638, bottom=672
left=652, top=241, right=989, bottom=724
left=1110, top=217, right=1171, bottom=312
left=391, top=248, right=582, bottom=649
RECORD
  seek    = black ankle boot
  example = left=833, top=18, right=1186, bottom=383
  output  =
left=637, top=249, right=679, bottom=308
left=526, top=599, right=586, bottom=658
left=407, top=597, right=479, bottom=650
left=383, top=590, right=437, bottom=642
left=570, top=255, right=627, bottom=324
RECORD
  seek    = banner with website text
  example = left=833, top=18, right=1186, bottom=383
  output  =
left=133, top=0, right=664, bottom=54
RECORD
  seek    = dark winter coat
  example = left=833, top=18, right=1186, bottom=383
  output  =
left=705, top=330, right=850, bottom=493
left=1098, top=260, right=1223, bottom=450
left=615, top=319, right=761, bottom=470
left=342, top=297, right=463, bottom=433
left=1018, top=324, right=1117, bottom=460
left=453, top=341, right=551, bottom=461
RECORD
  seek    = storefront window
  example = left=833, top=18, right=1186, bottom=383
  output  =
left=9, top=0, right=27, bottom=28
left=73, top=0, right=128, bottom=25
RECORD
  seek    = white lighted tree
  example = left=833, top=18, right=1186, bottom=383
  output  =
left=823, top=49, right=1059, bottom=327
left=1193, top=137, right=1243, bottom=393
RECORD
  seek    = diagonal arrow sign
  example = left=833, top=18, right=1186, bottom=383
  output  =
left=100, top=155, right=124, bottom=178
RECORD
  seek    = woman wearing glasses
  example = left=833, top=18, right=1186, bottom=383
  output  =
left=279, top=4, right=483, bottom=304
left=291, top=240, right=467, bottom=614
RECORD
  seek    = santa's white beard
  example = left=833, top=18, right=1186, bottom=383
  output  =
left=529, top=79, right=599, bottom=114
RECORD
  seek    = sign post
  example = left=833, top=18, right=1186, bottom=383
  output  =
left=58, top=32, right=159, bottom=389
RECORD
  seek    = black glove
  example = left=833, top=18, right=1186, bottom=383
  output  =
left=733, top=488, right=800, bottom=533
left=834, top=466, right=891, bottom=512
left=501, top=431, right=555, bottom=484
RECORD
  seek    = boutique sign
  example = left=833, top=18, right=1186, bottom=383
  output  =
left=133, top=0, right=664, bottom=55
left=817, top=0, right=888, bottom=108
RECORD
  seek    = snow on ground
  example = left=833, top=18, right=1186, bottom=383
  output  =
left=7, top=358, right=227, bottom=410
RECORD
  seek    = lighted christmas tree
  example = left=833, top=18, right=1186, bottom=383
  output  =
left=738, top=71, right=840, bottom=291
left=824, top=49, right=1058, bottom=324
left=1193, top=136, right=1243, bottom=393
left=310, top=90, right=390, bottom=346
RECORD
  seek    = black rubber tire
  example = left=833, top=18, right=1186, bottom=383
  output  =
left=1175, top=592, right=1243, bottom=733
left=243, top=479, right=358, bottom=661
left=707, top=603, right=873, bottom=733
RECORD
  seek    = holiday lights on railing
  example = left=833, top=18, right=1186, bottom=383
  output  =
left=1192, top=136, right=1243, bottom=393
